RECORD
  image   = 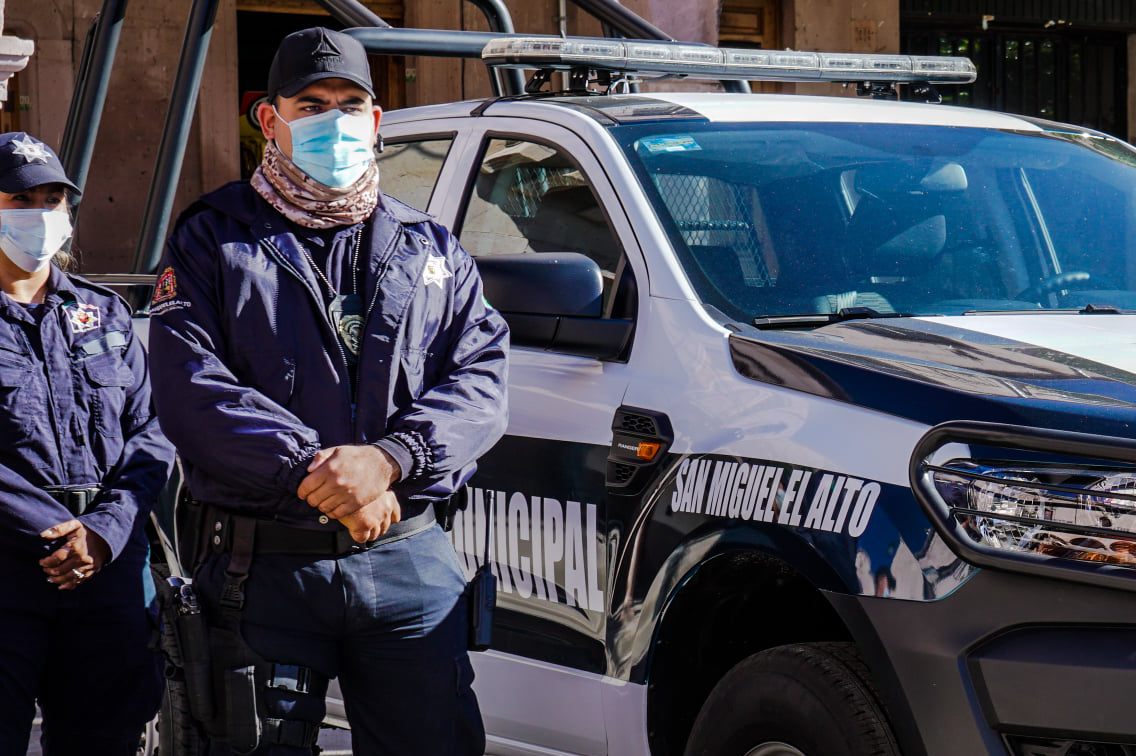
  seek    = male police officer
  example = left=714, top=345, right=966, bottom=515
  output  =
left=149, top=28, right=508, bottom=754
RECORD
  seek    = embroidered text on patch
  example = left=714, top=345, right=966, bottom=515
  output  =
left=152, top=267, right=177, bottom=304
left=422, top=255, right=453, bottom=290
left=67, top=303, right=101, bottom=333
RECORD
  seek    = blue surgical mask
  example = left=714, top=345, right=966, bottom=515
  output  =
left=0, top=208, right=72, bottom=273
left=275, top=107, right=376, bottom=188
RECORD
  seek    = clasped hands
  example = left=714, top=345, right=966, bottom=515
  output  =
left=38, top=519, right=110, bottom=591
left=297, top=445, right=402, bottom=543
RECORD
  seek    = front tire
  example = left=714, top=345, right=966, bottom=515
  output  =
left=684, top=643, right=900, bottom=756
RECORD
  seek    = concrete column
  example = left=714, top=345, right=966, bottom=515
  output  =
left=0, top=0, right=35, bottom=104
left=0, top=35, right=33, bottom=102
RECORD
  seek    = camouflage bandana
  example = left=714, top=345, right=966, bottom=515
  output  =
left=251, top=140, right=379, bottom=230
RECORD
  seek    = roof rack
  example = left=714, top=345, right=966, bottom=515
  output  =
left=482, top=37, right=978, bottom=88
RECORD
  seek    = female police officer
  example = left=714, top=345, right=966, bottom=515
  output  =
left=0, top=132, right=174, bottom=754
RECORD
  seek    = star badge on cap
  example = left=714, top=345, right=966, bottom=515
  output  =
left=11, top=135, right=50, bottom=165
left=423, top=255, right=453, bottom=290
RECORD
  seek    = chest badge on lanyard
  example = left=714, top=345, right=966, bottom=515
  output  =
left=66, top=303, right=101, bottom=334
left=423, top=255, right=452, bottom=290
left=328, top=294, right=363, bottom=359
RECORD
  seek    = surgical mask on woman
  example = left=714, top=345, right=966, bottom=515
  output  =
left=0, top=208, right=72, bottom=273
left=275, top=107, right=376, bottom=188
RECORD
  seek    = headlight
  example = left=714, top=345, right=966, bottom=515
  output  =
left=931, top=462, right=1136, bottom=567
left=911, top=421, right=1136, bottom=591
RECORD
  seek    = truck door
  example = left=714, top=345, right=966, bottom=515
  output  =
left=441, top=120, right=644, bottom=755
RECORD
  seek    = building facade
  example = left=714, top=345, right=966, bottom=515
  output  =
left=4, top=0, right=1133, bottom=271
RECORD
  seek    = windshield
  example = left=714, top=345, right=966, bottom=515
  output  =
left=618, top=121, right=1136, bottom=323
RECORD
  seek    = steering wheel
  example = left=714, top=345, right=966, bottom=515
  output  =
left=1016, top=271, right=1092, bottom=302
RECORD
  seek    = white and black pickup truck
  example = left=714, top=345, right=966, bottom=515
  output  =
left=98, top=27, right=1136, bottom=756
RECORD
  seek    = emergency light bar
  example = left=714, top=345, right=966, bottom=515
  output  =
left=482, top=37, right=977, bottom=85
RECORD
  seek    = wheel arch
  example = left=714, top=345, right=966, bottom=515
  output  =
left=634, top=530, right=927, bottom=756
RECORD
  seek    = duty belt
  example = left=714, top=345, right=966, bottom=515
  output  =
left=208, top=506, right=436, bottom=557
left=43, top=486, right=101, bottom=517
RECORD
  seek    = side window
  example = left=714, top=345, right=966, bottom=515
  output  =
left=459, top=137, right=625, bottom=305
left=375, top=137, right=454, bottom=212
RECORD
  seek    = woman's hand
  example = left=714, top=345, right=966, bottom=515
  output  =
left=38, top=520, right=111, bottom=590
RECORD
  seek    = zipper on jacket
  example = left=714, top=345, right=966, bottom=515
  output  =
left=259, top=239, right=356, bottom=421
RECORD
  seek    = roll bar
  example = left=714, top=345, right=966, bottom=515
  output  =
left=56, top=0, right=727, bottom=274
left=58, top=0, right=129, bottom=206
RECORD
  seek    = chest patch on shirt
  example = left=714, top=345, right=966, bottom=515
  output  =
left=153, top=267, right=177, bottom=304
left=66, top=303, right=101, bottom=334
left=422, top=255, right=453, bottom=290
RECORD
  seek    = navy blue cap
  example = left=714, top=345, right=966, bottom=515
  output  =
left=267, top=27, right=375, bottom=101
left=0, top=133, right=80, bottom=196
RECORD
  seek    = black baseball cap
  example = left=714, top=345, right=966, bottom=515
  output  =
left=267, top=27, right=375, bottom=101
left=0, top=133, right=81, bottom=196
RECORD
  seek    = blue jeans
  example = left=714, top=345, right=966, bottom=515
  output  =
left=195, top=523, right=484, bottom=755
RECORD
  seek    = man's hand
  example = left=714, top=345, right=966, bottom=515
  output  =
left=297, top=445, right=401, bottom=519
left=339, top=491, right=401, bottom=544
left=38, top=520, right=111, bottom=591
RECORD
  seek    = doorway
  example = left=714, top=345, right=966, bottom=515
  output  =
left=903, top=26, right=1128, bottom=138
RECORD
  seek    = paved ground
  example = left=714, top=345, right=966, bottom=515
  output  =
left=26, top=714, right=354, bottom=754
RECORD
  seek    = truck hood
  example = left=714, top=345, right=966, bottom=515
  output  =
left=730, top=314, right=1136, bottom=435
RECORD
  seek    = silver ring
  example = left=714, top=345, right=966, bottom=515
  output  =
left=71, top=568, right=85, bottom=580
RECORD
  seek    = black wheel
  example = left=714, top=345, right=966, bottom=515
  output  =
left=684, top=643, right=900, bottom=756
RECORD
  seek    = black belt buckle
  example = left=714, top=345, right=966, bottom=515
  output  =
left=44, top=486, right=99, bottom=517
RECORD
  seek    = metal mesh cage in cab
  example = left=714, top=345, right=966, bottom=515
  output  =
left=652, top=173, right=773, bottom=287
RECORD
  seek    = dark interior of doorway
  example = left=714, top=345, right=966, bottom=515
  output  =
left=903, top=26, right=1128, bottom=138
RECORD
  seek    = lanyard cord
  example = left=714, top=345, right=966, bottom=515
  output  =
left=295, top=226, right=364, bottom=299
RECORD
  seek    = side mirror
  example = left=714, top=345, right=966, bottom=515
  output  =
left=477, top=253, right=633, bottom=360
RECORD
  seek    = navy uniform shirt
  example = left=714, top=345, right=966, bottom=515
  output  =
left=0, top=265, right=174, bottom=561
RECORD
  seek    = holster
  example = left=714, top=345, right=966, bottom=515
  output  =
left=158, top=516, right=323, bottom=754
left=434, top=487, right=469, bottom=532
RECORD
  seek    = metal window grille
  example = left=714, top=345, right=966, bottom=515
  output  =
left=653, top=173, right=773, bottom=286
left=503, top=166, right=584, bottom=218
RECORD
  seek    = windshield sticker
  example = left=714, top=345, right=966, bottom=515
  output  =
left=639, top=135, right=702, bottom=153
left=666, top=456, right=880, bottom=538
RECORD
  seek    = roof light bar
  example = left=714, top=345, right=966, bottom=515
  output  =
left=482, top=37, right=977, bottom=85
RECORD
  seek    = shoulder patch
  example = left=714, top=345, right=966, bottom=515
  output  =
left=152, top=267, right=177, bottom=305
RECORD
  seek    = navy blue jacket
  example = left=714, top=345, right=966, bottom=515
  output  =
left=0, top=266, right=174, bottom=561
left=148, top=182, right=509, bottom=528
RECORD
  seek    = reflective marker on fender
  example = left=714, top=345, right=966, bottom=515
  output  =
left=637, top=442, right=662, bottom=461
